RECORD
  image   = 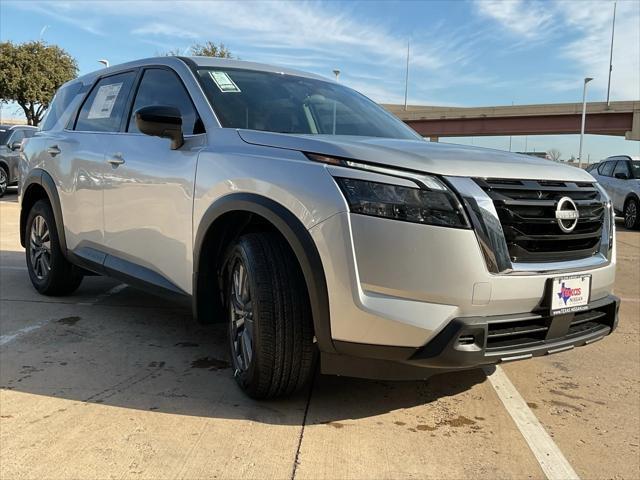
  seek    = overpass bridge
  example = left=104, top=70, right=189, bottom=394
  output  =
left=384, top=101, right=640, bottom=141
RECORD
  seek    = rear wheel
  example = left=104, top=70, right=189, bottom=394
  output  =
left=0, top=166, right=7, bottom=197
left=624, top=198, right=639, bottom=230
left=225, top=232, right=315, bottom=399
left=25, top=200, right=83, bottom=295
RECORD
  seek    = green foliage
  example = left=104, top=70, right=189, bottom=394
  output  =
left=190, top=41, right=233, bottom=58
left=161, top=41, right=233, bottom=58
left=0, top=41, right=78, bottom=126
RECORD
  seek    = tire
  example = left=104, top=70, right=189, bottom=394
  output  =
left=25, top=199, right=83, bottom=295
left=225, top=232, right=315, bottom=399
left=624, top=197, right=640, bottom=230
left=0, top=165, right=7, bottom=198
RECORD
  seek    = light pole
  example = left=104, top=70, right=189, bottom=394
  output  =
left=403, top=41, right=410, bottom=111
left=332, top=69, right=340, bottom=82
left=606, top=2, right=617, bottom=107
left=578, top=77, right=593, bottom=169
left=98, top=59, right=109, bottom=68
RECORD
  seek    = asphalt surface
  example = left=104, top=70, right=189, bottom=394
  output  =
left=1, top=187, right=638, bottom=480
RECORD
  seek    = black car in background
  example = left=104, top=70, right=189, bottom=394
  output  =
left=0, top=125, right=37, bottom=197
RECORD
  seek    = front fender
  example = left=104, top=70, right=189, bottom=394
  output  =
left=193, top=192, right=336, bottom=354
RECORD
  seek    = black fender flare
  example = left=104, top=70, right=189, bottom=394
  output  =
left=20, top=168, right=68, bottom=255
left=193, top=193, right=335, bottom=353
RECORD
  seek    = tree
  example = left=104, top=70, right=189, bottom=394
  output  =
left=162, top=41, right=233, bottom=58
left=190, top=41, right=232, bottom=58
left=547, top=149, right=562, bottom=162
left=0, top=41, right=78, bottom=126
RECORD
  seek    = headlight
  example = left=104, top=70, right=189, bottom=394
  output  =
left=334, top=177, right=468, bottom=227
left=306, top=152, right=469, bottom=228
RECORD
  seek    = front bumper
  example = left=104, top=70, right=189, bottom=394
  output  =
left=321, top=295, right=619, bottom=380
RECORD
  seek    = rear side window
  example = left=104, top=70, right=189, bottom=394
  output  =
left=41, top=81, right=82, bottom=131
left=127, top=68, right=201, bottom=135
left=598, top=161, right=616, bottom=177
left=75, top=72, right=136, bottom=132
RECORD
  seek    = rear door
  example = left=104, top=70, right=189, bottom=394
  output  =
left=58, top=71, right=137, bottom=252
left=596, top=160, right=615, bottom=202
left=102, top=66, right=205, bottom=294
left=611, top=159, right=632, bottom=211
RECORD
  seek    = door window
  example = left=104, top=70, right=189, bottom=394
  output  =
left=598, top=161, right=616, bottom=177
left=128, top=68, right=202, bottom=135
left=8, top=129, right=25, bottom=145
left=612, top=160, right=631, bottom=179
left=75, top=72, right=136, bottom=132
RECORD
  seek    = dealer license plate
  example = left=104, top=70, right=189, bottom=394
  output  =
left=550, top=274, right=591, bottom=315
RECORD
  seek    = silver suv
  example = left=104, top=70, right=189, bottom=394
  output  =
left=20, top=57, right=619, bottom=398
left=589, top=156, right=640, bottom=230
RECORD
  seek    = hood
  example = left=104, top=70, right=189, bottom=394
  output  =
left=237, top=130, right=595, bottom=182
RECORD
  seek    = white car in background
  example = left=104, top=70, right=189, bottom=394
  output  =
left=590, top=155, right=640, bottom=230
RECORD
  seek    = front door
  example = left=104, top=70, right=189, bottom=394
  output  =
left=102, top=67, right=205, bottom=294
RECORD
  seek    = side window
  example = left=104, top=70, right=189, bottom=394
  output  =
left=128, top=68, right=201, bottom=135
left=41, top=81, right=82, bottom=131
left=23, top=129, right=36, bottom=139
left=599, top=161, right=615, bottom=177
left=8, top=129, right=25, bottom=145
left=75, top=72, right=136, bottom=132
left=612, top=160, right=631, bottom=178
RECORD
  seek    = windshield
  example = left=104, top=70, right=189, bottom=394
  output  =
left=197, top=68, right=419, bottom=140
left=632, top=161, right=640, bottom=179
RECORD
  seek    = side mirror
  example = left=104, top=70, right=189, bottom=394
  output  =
left=134, top=105, right=184, bottom=150
left=10, top=141, right=22, bottom=151
left=614, top=172, right=628, bottom=180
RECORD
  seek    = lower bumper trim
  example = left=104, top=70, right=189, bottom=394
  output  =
left=322, top=295, right=619, bottom=381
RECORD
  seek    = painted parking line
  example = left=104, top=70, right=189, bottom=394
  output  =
left=0, top=265, right=28, bottom=271
left=1, top=284, right=128, bottom=346
left=77, top=283, right=128, bottom=306
left=0, top=319, right=53, bottom=346
left=484, top=365, right=580, bottom=480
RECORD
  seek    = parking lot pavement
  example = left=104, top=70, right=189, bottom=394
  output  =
left=1, top=189, right=638, bottom=479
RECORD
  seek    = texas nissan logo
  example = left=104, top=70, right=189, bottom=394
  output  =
left=555, top=196, right=579, bottom=233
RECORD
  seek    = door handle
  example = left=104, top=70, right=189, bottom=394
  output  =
left=47, top=145, right=61, bottom=157
left=107, top=153, right=125, bottom=167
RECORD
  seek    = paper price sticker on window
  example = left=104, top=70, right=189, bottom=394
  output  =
left=87, top=83, right=123, bottom=119
left=209, top=71, right=241, bottom=93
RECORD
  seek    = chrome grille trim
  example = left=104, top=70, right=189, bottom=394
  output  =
left=445, top=176, right=612, bottom=275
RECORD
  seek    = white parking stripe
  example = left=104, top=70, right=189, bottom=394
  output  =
left=77, top=283, right=128, bottom=306
left=0, top=319, right=52, bottom=346
left=484, top=365, right=580, bottom=480
left=0, top=266, right=28, bottom=271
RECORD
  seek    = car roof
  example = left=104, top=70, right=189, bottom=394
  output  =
left=72, top=56, right=330, bottom=88
left=605, top=155, right=640, bottom=161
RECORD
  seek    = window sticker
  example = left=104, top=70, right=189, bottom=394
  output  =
left=87, top=82, right=123, bottom=119
left=209, top=71, right=241, bottom=93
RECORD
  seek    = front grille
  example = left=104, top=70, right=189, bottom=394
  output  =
left=486, top=305, right=613, bottom=352
left=475, top=178, right=605, bottom=263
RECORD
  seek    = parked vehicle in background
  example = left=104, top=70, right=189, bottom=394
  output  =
left=0, top=125, right=37, bottom=197
left=590, top=155, right=640, bottom=229
left=19, top=57, right=619, bottom=398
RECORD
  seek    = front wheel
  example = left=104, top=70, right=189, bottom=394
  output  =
left=25, top=200, right=83, bottom=295
left=624, top=198, right=640, bottom=230
left=225, top=232, right=315, bottom=399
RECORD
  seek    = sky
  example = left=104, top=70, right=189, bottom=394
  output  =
left=1, top=0, right=638, bottom=162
